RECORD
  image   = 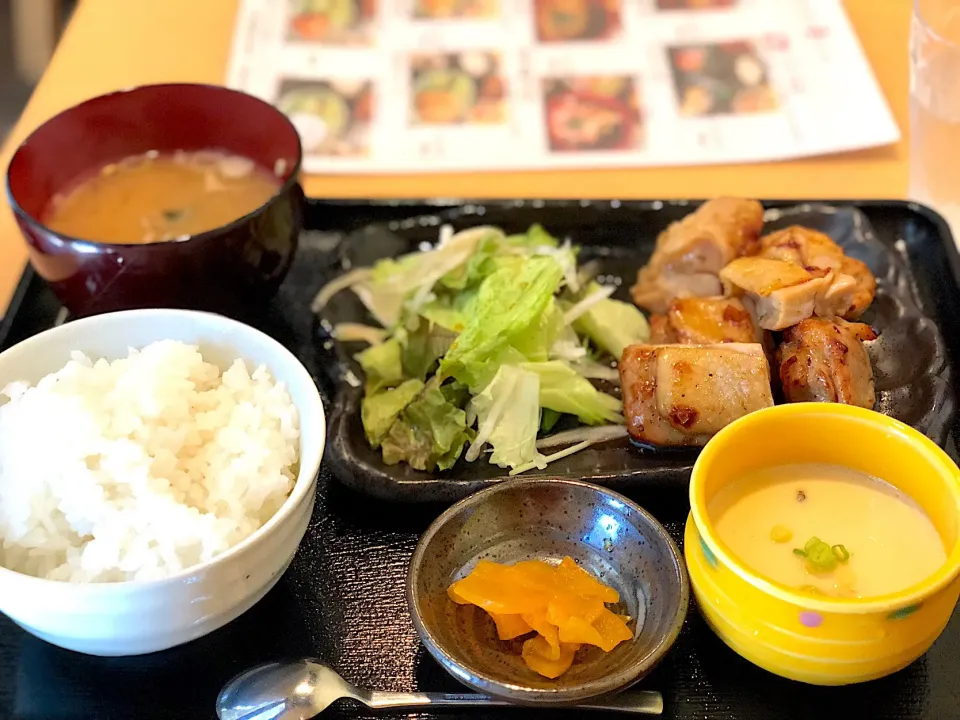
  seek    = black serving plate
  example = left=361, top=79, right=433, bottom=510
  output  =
left=0, top=200, right=959, bottom=720
left=315, top=201, right=956, bottom=502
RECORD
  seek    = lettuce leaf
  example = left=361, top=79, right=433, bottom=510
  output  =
left=573, top=283, right=651, bottom=359
left=540, top=408, right=562, bottom=433
left=522, top=360, right=623, bottom=425
left=355, top=338, right=404, bottom=394
left=417, top=284, right=480, bottom=334
left=401, top=318, right=457, bottom=380
left=363, top=226, right=488, bottom=327
left=465, top=365, right=544, bottom=470
left=439, top=378, right=471, bottom=408
left=361, top=379, right=424, bottom=448
left=510, top=299, right=565, bottom=364
left=439, top=229, right=506, bottom=290
left=505, top=223, right=559, bottom=250
left=417, top=302, right=467, bottom=333
left=438, top=256, right=565, bottom=390
left=380, top=378, right=474, bottom=471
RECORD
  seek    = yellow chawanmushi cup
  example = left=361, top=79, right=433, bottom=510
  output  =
left=685, top=403, right=960, bottom=686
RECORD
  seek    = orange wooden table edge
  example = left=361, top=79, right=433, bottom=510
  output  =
left=0, top=0, right=910, bottom=316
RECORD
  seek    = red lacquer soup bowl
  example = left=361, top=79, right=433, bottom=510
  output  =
left=5, top=83, right=303, bottom=317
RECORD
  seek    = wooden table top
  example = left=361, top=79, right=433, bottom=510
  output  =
left=0, top=0, right=911, bottom=315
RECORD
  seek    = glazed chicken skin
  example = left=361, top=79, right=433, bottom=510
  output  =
left=649, top=297, right=760, bottom=344
left=619, top=343, right=775, bottom=446
left=758, top=226, right=876, bottom=319
left=631, top=198, right=764, bottom=313
left=776, top=317, right=878, bottom=409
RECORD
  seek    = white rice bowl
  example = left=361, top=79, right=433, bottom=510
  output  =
left=0, top=340, right=300, bottom=583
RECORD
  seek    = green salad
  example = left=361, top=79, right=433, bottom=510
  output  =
left=313, top=224, right=650, bottom=474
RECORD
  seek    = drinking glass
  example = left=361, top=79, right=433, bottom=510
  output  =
left=910, top=0, right=960, bottom=236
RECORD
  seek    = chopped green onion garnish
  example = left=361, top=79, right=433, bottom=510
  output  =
left=162, top=208, right=186, bottom=221
left=794, top=536, right=849, bottom=574
left=831, top=544, right=850, bottom=563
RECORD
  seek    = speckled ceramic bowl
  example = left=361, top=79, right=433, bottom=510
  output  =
left=686, top=403, right=960, bottom=686
left=407, top=478, right=688, bottom=705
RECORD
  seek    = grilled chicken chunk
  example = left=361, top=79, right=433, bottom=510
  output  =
left=631, top=198, right=764, bottom=313
left=620, top=343, right=775, bottom=446
left=720, top=257, right=831, bottom=331
left=758, top=226, right=876, bottom=318
left=759, top=226, right=845, bottom=268
left=648, top=297, right=760, bottom=344
left=776, top=317, right=878, bottom=409
left=648, top=314, right=675, bottom=344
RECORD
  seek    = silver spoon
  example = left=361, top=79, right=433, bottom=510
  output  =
left=216, top=659, right=664, bottom=719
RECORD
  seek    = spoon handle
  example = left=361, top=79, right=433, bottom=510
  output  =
left=365, top=690, right=663, bottom=714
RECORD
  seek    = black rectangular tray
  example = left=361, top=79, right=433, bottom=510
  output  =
left=0, top=200, right=958, bottom=720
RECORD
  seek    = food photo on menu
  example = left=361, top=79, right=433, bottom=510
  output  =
left=0, top=1, right=957, bottom=720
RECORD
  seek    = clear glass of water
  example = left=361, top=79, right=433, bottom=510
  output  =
left=910, top=0, right=960, bottom=235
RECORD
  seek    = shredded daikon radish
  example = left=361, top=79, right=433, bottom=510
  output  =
left=563, top=285, right=616, bottom=325
left=536, top=425, right=628, bottom=450
left=311, top=267, right=373, bottom=313
left=438, top=223, right=455, bottom=245
left=576, top=259, right=601, bottom=288
left=571, top=360, right=620, bottom=382
left=407, top=226, right=496, bottom=312
left=509, top=439, right=596, bottom=476
left=331, top=323, right=388, bottom=346
left=549, top=340, right=588, bottom=362
left=351, top=282, right=406, bottom=329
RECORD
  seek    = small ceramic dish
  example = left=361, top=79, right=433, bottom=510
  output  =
left=6, top=83, right=303, bottom=317
left=0, top=309, right=326, bottom=656
left=686, top=403, right=960, bottom=686
left=407, top=477, right=688, bottom=705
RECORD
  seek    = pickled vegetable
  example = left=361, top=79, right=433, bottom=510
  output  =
left=448, top=556, right=633, bottom=678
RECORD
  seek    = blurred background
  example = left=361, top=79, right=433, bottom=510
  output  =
left=0, top=1, right=30, bottom=142
left=0, top=0, right=75, bottom=142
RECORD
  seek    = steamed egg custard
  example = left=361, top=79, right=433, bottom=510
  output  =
left=709, top=463, right=947, bottom=599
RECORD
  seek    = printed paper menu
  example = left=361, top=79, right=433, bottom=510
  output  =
left=226, top=0, right=900, bottom=174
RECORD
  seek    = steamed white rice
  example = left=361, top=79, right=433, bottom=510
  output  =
left=0, top=340, right=300, bottom=583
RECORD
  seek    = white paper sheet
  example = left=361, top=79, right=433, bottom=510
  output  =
left=226, top=0, right=900, bottom=174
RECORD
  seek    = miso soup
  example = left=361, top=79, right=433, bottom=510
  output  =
left=43, top=150, right=281, bottom=244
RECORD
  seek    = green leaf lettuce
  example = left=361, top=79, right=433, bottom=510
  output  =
left=522, top=360, right=623, bottom=426
left=573, top=282, right=651, bottom=360
left=380, top=378, right=474, bottom=471
left=361, top=378, right=424, bottom=448
left=355, top=338, right=404, bottom=394
left=438, top=256, right=565, bottom=390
